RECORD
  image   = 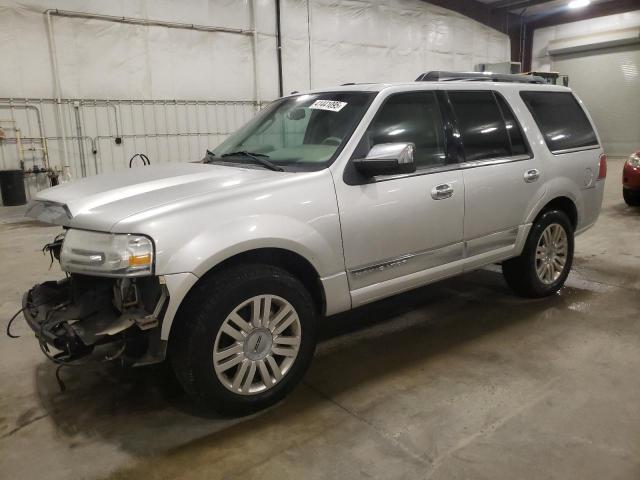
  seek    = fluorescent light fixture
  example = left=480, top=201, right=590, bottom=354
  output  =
left=568, top=0, right=590, bottom=9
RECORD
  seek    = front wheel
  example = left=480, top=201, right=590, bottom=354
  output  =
left=502, top=210, right=574, bottom=298
left=170, top=264, right=317, bottom=415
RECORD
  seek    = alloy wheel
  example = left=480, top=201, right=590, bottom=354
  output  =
left=213, top=295, right=301, bottom=395
left=535, top=223, right=568, bottom=285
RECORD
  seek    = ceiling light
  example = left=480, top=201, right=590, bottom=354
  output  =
left=568, top=0, right=590, bottom=9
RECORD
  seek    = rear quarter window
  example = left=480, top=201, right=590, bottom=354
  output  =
left=520, top=91, right=598, bottom=153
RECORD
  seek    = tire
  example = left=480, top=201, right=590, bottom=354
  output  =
left=623, top=189, right=640, bottom=207
left=170, top=263, right=317, bottom=415
left=502, top=210, right=574, bottom=298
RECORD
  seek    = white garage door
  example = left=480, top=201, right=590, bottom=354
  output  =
left=552, top=45, right=640, bottom=156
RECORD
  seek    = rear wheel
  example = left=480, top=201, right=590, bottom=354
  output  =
left=502, top=210, right=574, bottom=298
left=170, top=264, right=317, bottom=415
left=623, top=189, right=640, bottom=206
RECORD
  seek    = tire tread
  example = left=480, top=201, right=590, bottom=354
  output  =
left=170, top=263, right=316, bottom=415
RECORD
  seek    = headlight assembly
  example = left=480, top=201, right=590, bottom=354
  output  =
left=627, top=153, right=640, bottom=168
left=60, top=229, right=154, bottom=277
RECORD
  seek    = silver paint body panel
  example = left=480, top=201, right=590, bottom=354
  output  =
left=26, top=81, right=604, bottom=343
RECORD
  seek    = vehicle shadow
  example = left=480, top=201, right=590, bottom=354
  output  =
left=601, top=201, right=640, bottom=221
left=32, top=268, right=593, bottom=458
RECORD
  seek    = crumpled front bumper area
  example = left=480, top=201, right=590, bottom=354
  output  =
left=22, top=275, right=167, bottom=365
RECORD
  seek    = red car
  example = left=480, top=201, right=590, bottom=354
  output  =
left=623, top=151, right=640, bottom=206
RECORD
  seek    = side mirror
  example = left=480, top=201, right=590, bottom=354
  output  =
left=353, top=142, right=416, bottom=177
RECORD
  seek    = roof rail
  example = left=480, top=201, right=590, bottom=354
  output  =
left=415, top=71, right=546, bottom=84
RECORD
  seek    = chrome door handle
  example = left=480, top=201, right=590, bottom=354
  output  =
left=524, top=169, right=540, bottom=183
left=431, top=183, right=454, bottom=200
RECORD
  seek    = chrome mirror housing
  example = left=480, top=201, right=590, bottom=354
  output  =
left=353, top=142, right=416, bottom=177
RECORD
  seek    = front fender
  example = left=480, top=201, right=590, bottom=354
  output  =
left=158, top=213, right=344, bottom=279
left=157, top=215, right=346, bottom=340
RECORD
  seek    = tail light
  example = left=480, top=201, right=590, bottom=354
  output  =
left=598, top=153, right=607, bottom=180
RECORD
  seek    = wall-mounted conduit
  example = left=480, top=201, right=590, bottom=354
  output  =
left=41, top=8, right=277, bottom=169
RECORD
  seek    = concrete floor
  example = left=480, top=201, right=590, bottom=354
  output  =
left=0, top=158, right=639, bottom=480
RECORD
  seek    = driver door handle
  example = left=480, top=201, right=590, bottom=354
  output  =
left=524, top=169, right=540, bottom=183
left=431, top=183, right=454, bottom=200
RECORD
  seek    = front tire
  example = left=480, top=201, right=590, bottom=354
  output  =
left=502, top=210, right=574, bottom=298
left=170, top=264, right=317, bottom=415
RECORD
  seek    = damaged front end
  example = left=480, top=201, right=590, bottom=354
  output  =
left=23, top=275, right=168, bottom=366
left=21, top=232, right=169, bottom=367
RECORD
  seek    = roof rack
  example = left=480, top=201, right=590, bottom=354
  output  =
left=415, top=71, right=546, bottom=84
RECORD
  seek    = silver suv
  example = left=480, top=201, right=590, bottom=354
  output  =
left=22, top=72, right=606, bottom=414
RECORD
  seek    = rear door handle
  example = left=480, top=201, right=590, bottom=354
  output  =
left=524, top=169, right=540, bottom=183
left=431, top=183, right=454, bottom=200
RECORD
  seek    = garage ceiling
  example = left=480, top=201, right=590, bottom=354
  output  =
left=423, top=0, right=638, bottom=70
left=476, top=0, right=625, bottom=18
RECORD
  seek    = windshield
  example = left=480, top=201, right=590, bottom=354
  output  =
left=211, top=91, right=374, bottom=171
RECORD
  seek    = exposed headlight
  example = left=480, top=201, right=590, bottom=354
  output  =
left=60, top=229, right=154, bottom=277
left=627, top=153, right=640, bottom=168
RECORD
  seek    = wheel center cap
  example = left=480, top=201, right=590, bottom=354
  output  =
left=244, top=328, right=273, bottom=361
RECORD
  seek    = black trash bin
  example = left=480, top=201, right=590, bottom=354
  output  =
left=0, top=170, right=27, bottom=206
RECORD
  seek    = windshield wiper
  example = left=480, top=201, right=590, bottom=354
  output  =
left=220, top=151, right=284, bottom=172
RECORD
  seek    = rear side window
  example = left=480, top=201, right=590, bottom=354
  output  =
left=447, top=91, right=511, bottom=161
left=520, top=91, right=598, bottom=153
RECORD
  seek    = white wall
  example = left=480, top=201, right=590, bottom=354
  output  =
left=0, top=0, right=510, bottom=187
left=532, top=10, right=640, bottom=71
left=1, top=0, right=510, bottom=101
left=531, top=11, right=640, bottom=157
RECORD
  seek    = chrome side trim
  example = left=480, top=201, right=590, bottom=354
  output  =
left=459, top=154, right=531, bottom=169
left=347, top=242, right=464, bottom=290
left=347, top=226, right=525, bottom=291
left=465, top=227, right=519, bottom=257
left=463, top=225, right=531, bottom=271
left=350, top=257, right=410, bottom=278
left=551, top=145, right=600, bottom=155
left=367, top=153, right=534, bottom=183
left=369, top=162, right=460, bottom=183
left=348, top=225, right=535, bottom=308
left=351, top=258, right=465, bottom=308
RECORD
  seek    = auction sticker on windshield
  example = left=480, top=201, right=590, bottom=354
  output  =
left=309, top=100, right=347, bottom=112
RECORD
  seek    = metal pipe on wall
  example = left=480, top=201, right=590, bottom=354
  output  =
left=41, top=7, right=266, bottom=154
left=72, top=103, right=87, bottom=177
left=249, top=0, right=262, bottom=107
left=45, top=9, right=70, bottom=168
left=275, top=0, right=284, bottom=98
left=0, top=104, right=45, bottom=144
left=1, top=96, right=260, bottom=178
left=0, top=104, right=49, bottom=169
left=43, top=9, right=255, bottom=36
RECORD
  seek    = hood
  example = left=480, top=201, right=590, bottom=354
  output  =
left=26, top=163, right=287, bottom=231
